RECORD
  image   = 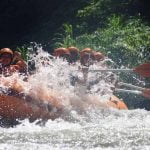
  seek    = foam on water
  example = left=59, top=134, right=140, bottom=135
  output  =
left=0, top=109, right=150, bottom=149
left=0, top=47, right=149, bottom=149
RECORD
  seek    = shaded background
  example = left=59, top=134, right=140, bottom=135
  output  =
left=0, top=0, right=149, bottom=51
left=0, top=0, right=84, bottom=49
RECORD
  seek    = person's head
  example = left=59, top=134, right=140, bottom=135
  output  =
left=67, top=46, right=79, bottom=63
left=13, top=51, right=22, bottom=59
left=53, top=47, right=70, bottom=62
left=0, top=48, right=13, bottom=66
left=80, top=48, right=94, bottom=66
left=93, top=52, right=105, bottom=62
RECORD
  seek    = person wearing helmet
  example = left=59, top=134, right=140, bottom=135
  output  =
left=80, top=48, right=95, bottom=67
left=67, top=46, right=79, bottom=64
left=0, top=48, right=13, bottom=67
left=0, top=48, right=27, bottom=76
left=69, top=48, right=94, bottom=95
left=53, top=47, right=71, bottom=62
left=79, top=48, right=95, bottom=87
left=93, top=51, right=105, bottom=62
left=12, top=51, right=27, bottom=73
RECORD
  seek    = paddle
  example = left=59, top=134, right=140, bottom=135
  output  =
left=115, top=82, right=150, bottom=99
left=115, top=82, right=144, bottom=95
left=117, top=82, right=145, bottom=91
left=115, top=88, right=150, bottom=99
left=87, top=63, right=150, bottom=77
left=118, top=82, right=150, bottom=98
left=115, top=88, right=142, bottom=95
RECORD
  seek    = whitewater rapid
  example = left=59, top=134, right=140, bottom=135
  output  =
left=0, top=48, right=149, bottom=150
left=1, top=109, right=150, bottom=150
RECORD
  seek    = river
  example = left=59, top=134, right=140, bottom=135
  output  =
left=0, top=109, right=150, bottom=150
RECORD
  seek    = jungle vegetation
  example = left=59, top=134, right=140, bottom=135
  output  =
left=0, top=0, right=149, bottom=67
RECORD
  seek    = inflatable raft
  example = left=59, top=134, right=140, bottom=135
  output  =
left=0, top=91, right=127, bottom=126
left=0, top=89, right=64, bottom=127
left=0, top=79, right=128, bottom=127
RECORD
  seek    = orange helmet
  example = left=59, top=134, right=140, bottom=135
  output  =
left=67, top=46, right=79, bottom=53
left=67, top=46, right=79, bottom=63
left=0, top=48, right=13, bottom=56
left=80, top=48, right=95, bottom=66
left=53, top=48, right=70, bottom=57
left=93, top=52, right=105, bottom=61
left=80, top=48, right=93, bottom=57
left=14, top=51, right=22, bottom=57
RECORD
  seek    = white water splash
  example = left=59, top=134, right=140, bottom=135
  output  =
left=0, top=47, right=117, bottom=111
left=0, top=46, right=149, bottom=150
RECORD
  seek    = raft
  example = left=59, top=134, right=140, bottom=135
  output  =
left=0, top=88, right=64, bottom=127
left=107, top=95, right=128, bottom=110
left=0, top=77, right=128, bottom=127
left=0, top=89, right=127, bottom=126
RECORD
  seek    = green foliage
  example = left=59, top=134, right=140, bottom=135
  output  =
left=52, top=24, right=76, bottom=48
left=16, top=46, right=29, bottom=61
left=78, top=15, right=149, bottom=67
left=77, top=0, right=137, bottom=19
left=76, top=0, right=140, bottom=32
left=9, top=0, right=149, bottom=69
left=78, top=0, right=111, bottom=17
left=54, top=15, right=150, bottom=67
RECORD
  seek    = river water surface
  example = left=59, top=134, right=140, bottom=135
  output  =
left=1, top=109, right=150, bottom=150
